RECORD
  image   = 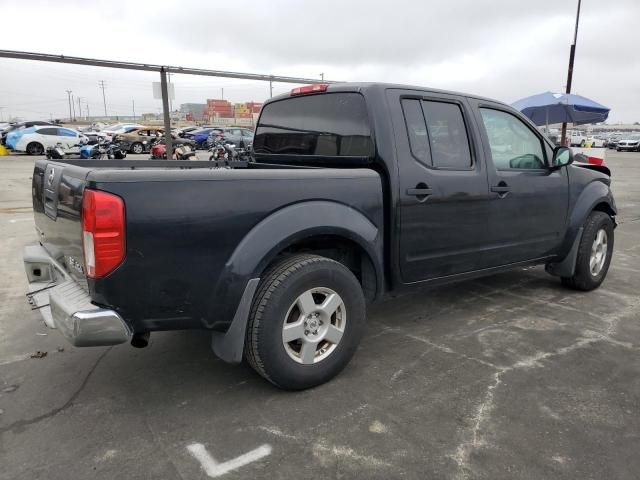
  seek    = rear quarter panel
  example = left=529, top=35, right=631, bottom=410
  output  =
left=88, top=167, right=383, bottom=332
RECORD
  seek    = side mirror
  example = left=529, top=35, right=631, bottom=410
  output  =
left=552, top=146, right=573, bottom=169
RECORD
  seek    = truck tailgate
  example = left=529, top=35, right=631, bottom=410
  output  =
left=31, top=160, right=89, bottom=289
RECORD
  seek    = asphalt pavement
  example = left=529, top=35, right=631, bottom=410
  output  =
left=0, top=150, right=639, bottom=479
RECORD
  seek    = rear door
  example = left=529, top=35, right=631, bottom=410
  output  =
left=470, top=100, right=568, bottom=265
left=389, top=90, right=493, bottom=282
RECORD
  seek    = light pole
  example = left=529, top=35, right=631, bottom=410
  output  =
left=561, top=0, right=582, bottom=146
left=66, top=90, right=73, bottom=122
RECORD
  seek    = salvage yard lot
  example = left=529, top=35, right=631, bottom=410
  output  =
left=1, top=151, right=639, bottom=479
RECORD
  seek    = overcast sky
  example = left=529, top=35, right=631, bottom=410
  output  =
left=0, top=0, right=638, bottom=123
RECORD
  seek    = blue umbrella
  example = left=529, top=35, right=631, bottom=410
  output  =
left=512, top=91, right=609, bottom=126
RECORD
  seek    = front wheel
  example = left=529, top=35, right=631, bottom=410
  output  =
left=562, top=211, right=614, bottom=291
left=245, top=254, right=366, bottom=390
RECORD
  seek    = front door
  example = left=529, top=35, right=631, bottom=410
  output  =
left=471, top=102, right=569, bottom=266
left=390, top=91, right=493, bottom=283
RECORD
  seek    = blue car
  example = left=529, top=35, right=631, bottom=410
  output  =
left=185, top=127, right=223, bottom=149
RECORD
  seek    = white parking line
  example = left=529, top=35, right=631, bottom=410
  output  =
left=8, top=217, right=32, bottom=223
left=186, top=442, right=271, bottom=478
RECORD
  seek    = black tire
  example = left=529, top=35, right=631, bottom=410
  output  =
left=130, top=142, right=144, bottom=154
left=245, top=254, right=366, bottom=390
left=562, top=211, right=614, bottom=291
left=26, top=142, right=44, bottom=155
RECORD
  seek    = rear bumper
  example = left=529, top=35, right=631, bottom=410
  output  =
left=23, top=245, right=132, bottom=347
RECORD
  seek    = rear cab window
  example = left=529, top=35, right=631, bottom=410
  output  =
left=253, top=92, right=374, bottom=164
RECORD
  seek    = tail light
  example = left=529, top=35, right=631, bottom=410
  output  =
left=290, top=84, right=329, bottom=96
left=82, top=189, right=126, bottom=278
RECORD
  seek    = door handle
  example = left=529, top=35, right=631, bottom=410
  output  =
left=406, top=187, right=434, bottom=196
left=491, top=182, right=511, bottom=198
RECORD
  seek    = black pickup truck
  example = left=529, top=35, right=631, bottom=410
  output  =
left=24, top=83, right=616, bottom=390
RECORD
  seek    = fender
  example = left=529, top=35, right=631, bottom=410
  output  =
left=547, top=179, right=616, bottom=277
left=209, top=201, right=383, bottom=362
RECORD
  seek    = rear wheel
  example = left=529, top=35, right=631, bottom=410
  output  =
left=245, top=254, right=366, bottom=390
left=562, top=211, right=614, bottom=291
left=26, top=142, right=44, bottom=155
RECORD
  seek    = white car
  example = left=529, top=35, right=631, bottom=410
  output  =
left=587, top=135, right=606, bottom=148
left=101, top=123, right=144, bottom=137
left=567, top=130, right=587, bottom=147
left=5, top=126, right=86, bottom=155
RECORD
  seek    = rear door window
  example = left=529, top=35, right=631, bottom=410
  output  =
left=58, top=128, right=77, bottom=137
left=422, top=101, right=472, bottom=169
left=254, top=93, right=373, bottom=157
left=401, top=99, right=473, bottom=169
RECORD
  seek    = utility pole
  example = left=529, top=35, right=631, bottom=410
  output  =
left=561, top=0, right=582, bottom=146
left=0, top=107, right=4, bottom=122
left=99, top=80, right=108, bottom=117
left=160, top=67, right=172, bottom=158
left=86, top=104, right=90, bottom=120
left=221, top=87, right=224, bottom=100
left=66, top=90, right=73, bottom=122
left=320, top=72, right=324, bottom=81
left=269, top=76, right=274, bottom=98
left=77, top=96, right=83, bottom=121
left=167, top=72, right=173, bottom=112
left=132, top=99, right=136, bottom=121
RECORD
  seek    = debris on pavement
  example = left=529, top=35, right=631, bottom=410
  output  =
left=2, top=385, right=18, bottom=393
left=30, top=351, right=48, bottom=359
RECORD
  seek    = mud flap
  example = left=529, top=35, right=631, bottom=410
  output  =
left=545, top=227, right=584, bottom=278
left=210, top=278, right=260, bottom=363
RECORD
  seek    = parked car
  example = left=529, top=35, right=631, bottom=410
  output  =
left=101, top=123, right=144, bottom=137
left=82, top=131, right=112, bottom=145
left=606, top=135, right=622, bottom=149
left=184, top=127, right=223, bottom=149
left=6, top=126, right=86, bottom=155
left=208, top=127, right=254, bottom=148
left=112, top=127, right=168, bottom=153
left=567, top=130, right=587, bottom=147
left=587, top=135, right=606, bottom=147
left=174, top=126, right=201, bottom=137
left=24, top=82, right=616, bottom=390
left=616, top=133, right=640, bottom=152
left=1, top=120, right=56, bottom=145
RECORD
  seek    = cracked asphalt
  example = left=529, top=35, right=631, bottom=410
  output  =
left=1, top=151, right=639, bottom=479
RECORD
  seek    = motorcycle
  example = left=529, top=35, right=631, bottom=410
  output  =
left=45, top=142, right=66, bottom=160
left=150, top=139, right=196, bottom=160
left=88, top=137, right=127, bottom=160
left=209, top=139, right=253, bottom=162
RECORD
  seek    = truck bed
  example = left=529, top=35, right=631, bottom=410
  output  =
left=31, top=158, right=383, bottom=334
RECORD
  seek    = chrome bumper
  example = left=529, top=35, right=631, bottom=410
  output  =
left=23, top=245, right=132, bottom=347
